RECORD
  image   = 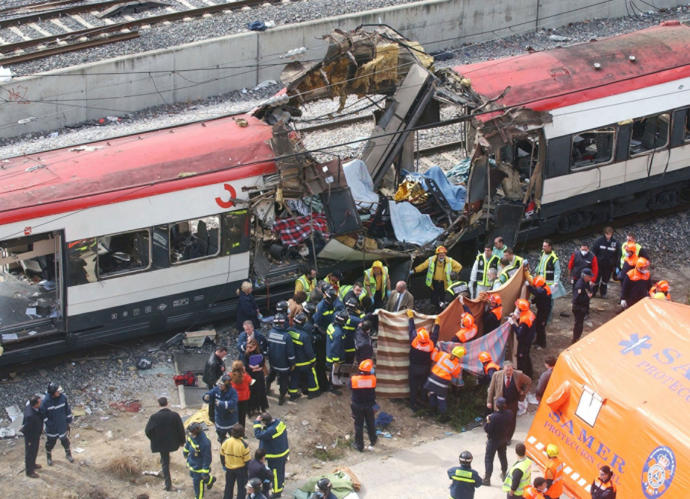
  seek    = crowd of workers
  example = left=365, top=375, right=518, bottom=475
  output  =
left=18, top=227, right=668, bottom=497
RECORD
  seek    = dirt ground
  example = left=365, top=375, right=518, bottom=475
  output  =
left=1, top=264, right=687, bottom=499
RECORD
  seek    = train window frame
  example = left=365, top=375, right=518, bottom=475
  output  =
left=169, top=215, right=221, bottom=265
left=570, top=126, right=617, bottom=172
left=628, top=111, right=670, bottom=157
left=684, top=108, right=690, bottom=142
left=96, top=228, right=152, bottom=280
left=222, top=210, right=250, bottom=255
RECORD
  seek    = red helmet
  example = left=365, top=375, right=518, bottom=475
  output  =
left=359, top=359, right=374, bottom=373
left=533, top=275, right=546, bottom=287
left=656, top=280, right=670, bottom=292
left=516, top=298, right=530, bottom=312
left=489, top=294, right=502, bottom=307
left=460, top=313, right=475, bottom=328
left=636, top=257, right=650, bottom=270
left=478, top=351, right=492, bottom=363
left=416, top=327, right=430, bottom=343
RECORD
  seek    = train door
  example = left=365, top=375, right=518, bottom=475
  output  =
left=0, top=230, right=65, bottom=345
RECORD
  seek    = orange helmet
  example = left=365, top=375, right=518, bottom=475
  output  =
left=625, top=242, right=637, bottom=253
left=489, top=294, right=502, bottom=307
left=636, top=257, right=650, bottom=270
left=435, top=245, right=448, bottom=254
left=533, top=275, right=546, bottom=287
left=478, top=351, right=492, bottom=363
left=656, top=280, right=670, bottom=292
left=358, top=359, right=374, bottom=373
left=516, top=298, right=530, bottom=312
left=416, top=327, right=430, bottom=343
left=460, top=313, right=475, bottom=328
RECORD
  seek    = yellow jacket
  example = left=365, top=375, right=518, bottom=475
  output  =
left=220, top=436, right=250, bottom=470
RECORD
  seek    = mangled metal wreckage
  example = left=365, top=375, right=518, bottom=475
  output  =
left=249, top=25, right=546, bottom=275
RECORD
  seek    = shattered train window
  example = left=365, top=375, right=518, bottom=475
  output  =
left=170, top=216, right=220, bottom=264
left=222, top=210, right=250, bottom=255
left=97, top=229, right=151, bottom=278
left=570, top=127, right=615, bottom=169
left=629, top=112, right=669, bottom=156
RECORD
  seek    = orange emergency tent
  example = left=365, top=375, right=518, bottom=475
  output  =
left=526, top=298, right=690, bottom=498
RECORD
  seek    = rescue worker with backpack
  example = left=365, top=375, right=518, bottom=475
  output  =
left=424, top=345, right=465, bottom=421
left=202, top=374, right=239, bottom=442
left=288, top=312, right=320, bottom=400
left=253, top=412, right=289, bottom=498
left=350, top=359, right=378, bottom=452
left=406, top=309, right=440, bottom=412
left=447, top=450, right=482, bottom=499
left=183, top=422, right=216, bottom=498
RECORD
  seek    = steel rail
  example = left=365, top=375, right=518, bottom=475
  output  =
left=0, top=30, right=139, bottom=65
left=0, top=0, right=129, bottom=29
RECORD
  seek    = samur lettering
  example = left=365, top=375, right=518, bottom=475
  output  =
left=545, top=410, right=626, bottom=474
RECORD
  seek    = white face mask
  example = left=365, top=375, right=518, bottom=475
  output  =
left=580, top=250, right=588, bottom=256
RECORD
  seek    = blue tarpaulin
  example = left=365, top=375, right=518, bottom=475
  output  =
left=388, top=200, right=444, bottom=246
left=423, top=165, right=466, bottom=211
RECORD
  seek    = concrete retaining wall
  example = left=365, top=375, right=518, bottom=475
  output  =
left=0, top=0, right=685, bottom=140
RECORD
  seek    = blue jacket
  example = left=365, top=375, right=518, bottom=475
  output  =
left=237, top=292, right=260, bottom=329
left=204, top=385, right=238, bottom=430
left=41, top=392, right=72, bottom=437
left=313, top=298, right=344, bottom=332
left=343, top=313, right=363, bottom=354
left=253, top=419, right=289, bottom=459
left=288, top=326, right=315, bottom=366
left=267, top=326, right=295, bottom=371
left=183, top=431, right=212, bottom=473
left=237, top=330, right=269, bottom=356
left=447, top=465, right=481, bottom=499
left=325, top=323, right=345, bottom=364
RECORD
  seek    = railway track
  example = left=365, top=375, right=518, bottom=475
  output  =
left=0, top=0, right=294, bottom=66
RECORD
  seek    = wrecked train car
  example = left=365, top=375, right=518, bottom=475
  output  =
left=2, top=22, right=690, bottom=365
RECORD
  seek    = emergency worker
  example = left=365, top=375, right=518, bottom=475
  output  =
left=447, top=450, right=482, bottom=499
left=220, top=423, right=250, bottom=499
left=470, top=244, right=500, bottom=298
left=407, top=310, right=440, bottom=411
left=503, top=443, right=533, bottom=499
left=203, top=374, right=239, bottom=442
left=526, top=276, right=551, bottom=349
left=413, top=246, right=462, bottom=312
left=183, top=422, right=216, bottom=498
left=524, top=478, right=548, bottom=499
left=592, top=227, right=618, bottom=297
left=424, top=345, right=465, bottom=420
left=543, top=444, right=564, bottom=499
left=253, top=413, right=289, bottom=498
left=572, top=269, right=593, bottom=343
left=649, top=279, right=671, bottom=300
left=364, top=260, right=390, bottom=309
left=340, top=281, right=368, bottom=310
left=493, top=237, right=506, bottom=259
left=295, top=266, right=317, bottom=295
left=41, top=383, right=74, bottom=465
left=482, top=294, right=503, bottom=335
left=620, top=257, right=652, bottom=309
left=455, top=312, right=478, bottom=343
left=445, top=280, right=471, bottom=308
left=567, top=243, right=598, bottom=291
left=478, top=351, right=500, bottom=386
left=325, top=310, right=348, bottom=392
left=536, top=239, right=561, bottom=304
left=590, top=465, right=617, bottom=499
left=350, top=359, right=378, bottom=452
left=354, top=319, right=374, bottom=364
left=342, top=298, right=363, bottom=364
left=266, top=313, right=295, bottom=405
left=22, top=395, right=43, bottom=478
left=288, top=313, right=319, bottom=399
left=511, top=299, right=536, bottom=377
left=313, top=287, right=343, bottom=392
left=497, top=248, right=524, bottom=285
left=616, top=232, right=648, bottom=279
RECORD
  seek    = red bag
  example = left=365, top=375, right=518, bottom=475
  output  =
left=173, top=371, right=197, bottom=387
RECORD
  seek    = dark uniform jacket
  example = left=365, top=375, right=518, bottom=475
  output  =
left=247, top=458, right=273, bottom=487
left=204, top=385, right=239, bottom=429
left=484, top=408, right=513, bottom=446
left=408, top=318, right=439, bottom=370
left=21, top=404, right=43, bottom=442
left=447, top=464, right=482, bottom=499
left=592, top=236, right=618, bottom=266
left=203, top=352, right=226, bottom=387
left=183, top=431, right=212, bottom=473
left=145, top=408, right=185, bottom=453
left=354, top=327, right=373, bottom=363
left=267, top=326, right=295, bottom=371
left=325, top=323, right=346, bottom=364
left=237, top=330, right=268, bottom=356
left=350, top=374, right=376, bottom=409
left=237, top=292, right=260, bottom=329
left=572, top=278, right=591, bottom=310
left=288, top=326, right=315, bottom=365
left=253, top=419, right=289, bottom=459
left=41, top=392, right=72, bottom=437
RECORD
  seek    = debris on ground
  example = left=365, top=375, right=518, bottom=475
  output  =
left=108, top=400, right=142, bottom=413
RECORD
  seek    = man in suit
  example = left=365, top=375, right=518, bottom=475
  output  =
left=486, top=362, right=531, bottom=442
left=385, top=281, right=414, bottom=312
left=145, top=396, right=186, bottom=491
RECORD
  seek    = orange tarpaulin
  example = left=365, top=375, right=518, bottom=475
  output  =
left=376, top=267, right=526, bottom=398
left=526, top=298, right=690, bottom=498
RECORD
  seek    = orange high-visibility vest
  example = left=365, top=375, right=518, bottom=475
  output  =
left=455, top=326, right=478, bottom=343
left=430, top=350, right=462, bottom=381
left=544, top=457, right=564, bottom=497
left=351, top=374, right=376, bottom=389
